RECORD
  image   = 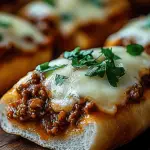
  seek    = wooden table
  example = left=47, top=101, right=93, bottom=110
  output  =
left=0, top=127, right=149, bottom=150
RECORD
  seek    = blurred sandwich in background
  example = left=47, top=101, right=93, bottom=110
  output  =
left=20, top=0, right=130, bottom=56
left=105, top=15, right=150, bottom=54
left=0, top=12, right=52, bottom=95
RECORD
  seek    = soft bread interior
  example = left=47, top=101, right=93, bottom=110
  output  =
left=0, top=109, right=97, bottom=150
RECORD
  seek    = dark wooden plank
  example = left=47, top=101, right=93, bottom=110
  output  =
left=0, top=126, right=149, bottom=150
left=0, top=127, right=47, bottom=150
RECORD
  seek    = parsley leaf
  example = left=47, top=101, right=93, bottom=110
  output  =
left=106, top=60, right=125, bottom=87
left=85, top=48, right=125, bottom=87
left=101, top=48, right=121, bottom=60
left=55, top=74, right=68, bottom=86
left=61, top=13, right=73, bottom=22
left=85, top=61, right=106, bottom=77
left=43, top=0, right=55, bottom=6
left=86, top=0, right=104, bottom=7
left=0, top=34, right=3, bottom=41
left=36, top=62, right=67, bottom=73
left=64, top=47, right=80, bottom=59
left=64, top=47, right=96, bottom=68
left=0, top=21, right=11, bottom=28
left=126, top=44, right=144, bottom=56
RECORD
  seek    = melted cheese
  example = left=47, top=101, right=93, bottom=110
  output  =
left=24, top=0, right=110, bottom=35
left=0, top=13, right=45, bottom=52
left=43, top=47, right=150, bottom=115
left=108, top=16, right=150, bottom=46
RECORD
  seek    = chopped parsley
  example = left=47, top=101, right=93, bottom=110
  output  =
left=43, top=0, right=55, bottom=6
left=64, top=47, right=96, bottom=68
left=36, top=62, right=67, bottom=73
left=126, top=44, right=144, bottom=56
left=55, top=74, right=68, bottom=86
left=85, top=48, right=125, bottom=87
left=61, top=13, right=73, bottom=22
left=0, top=21, right=11, bottom=28
left=0, top=34, right=3, bottom=41
left=64, top=47, right=125, bottom=87
left=86, top=0, right=104, bottom=7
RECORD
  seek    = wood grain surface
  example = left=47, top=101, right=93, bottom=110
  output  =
left=0, top=127, right=149, bottom=150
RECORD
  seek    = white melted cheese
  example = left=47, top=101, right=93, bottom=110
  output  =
left=44, top=47, right=150, bottom=115
left=24, top=0, right=109, bottom=35
left=0, top=13, right=45, bottom=52
left=108, top=16, right=150, bottom=46
left=26, top=1, right=58, bottom=18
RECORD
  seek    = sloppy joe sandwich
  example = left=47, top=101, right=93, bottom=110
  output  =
left=20, top=0, right=130, bottom=52
left=1, top=45, right=150, bottom=150
left=105, top=15, right=150, bottom=54
left=0, top=13, right=52, bottom=95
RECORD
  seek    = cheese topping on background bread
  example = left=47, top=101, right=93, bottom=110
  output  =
left=0, top=13, right=45, bottom=53
left=23, top=0, right=128, bottom=35
left=42, top=47, right=150, bottom=114
left=107, top=16, right=150, bottom=46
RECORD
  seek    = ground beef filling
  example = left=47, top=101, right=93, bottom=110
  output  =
left=126, top=83, right=143, bottom=102
left=141, top=74, right=150, bottom=88
left=7, top=73, right=96, bottom=135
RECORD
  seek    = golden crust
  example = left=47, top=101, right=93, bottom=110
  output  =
left=90, top=90, right=150, bottom=149
left=0, top=49, right=51, bottom=96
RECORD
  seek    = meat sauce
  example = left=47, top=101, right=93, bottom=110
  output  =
left=7, top=72, right=97, bottom=136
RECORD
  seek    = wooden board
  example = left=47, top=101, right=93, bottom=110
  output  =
left=0, top=127, right=149, bottom=150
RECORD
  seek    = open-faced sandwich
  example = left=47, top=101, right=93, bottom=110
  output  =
left=105, top=15, right=150, bottom=54
left=20, top=0, right=130, bottom=52
left=0, top=45, right=150, bottom=150
left=0, top=12, right=52, bottom=95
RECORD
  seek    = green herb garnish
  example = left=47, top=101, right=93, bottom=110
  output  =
left=86, top=48, right=125, bottom=87
left=126, top=44, right=144, bottom=56
left=61, top=13, right=73, bottom=22
left=43, top=0, right=55, bottom=6
left=36, top=62, right=67, bottom=73
left=105, top=60, right=125, bottom=87
left=64, top=47, right=96, bottom=68
left=0, top=34, right=3, bottom=41
left=86, top=0, right=104, bottom=7
left=55, top=74, right=68, bottom=86
left=64, top=47, right=125, bottom=87
left=0, top=21, right=11, bottom=28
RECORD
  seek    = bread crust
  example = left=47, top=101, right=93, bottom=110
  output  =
left=0, top=49, right=51, bottom=96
